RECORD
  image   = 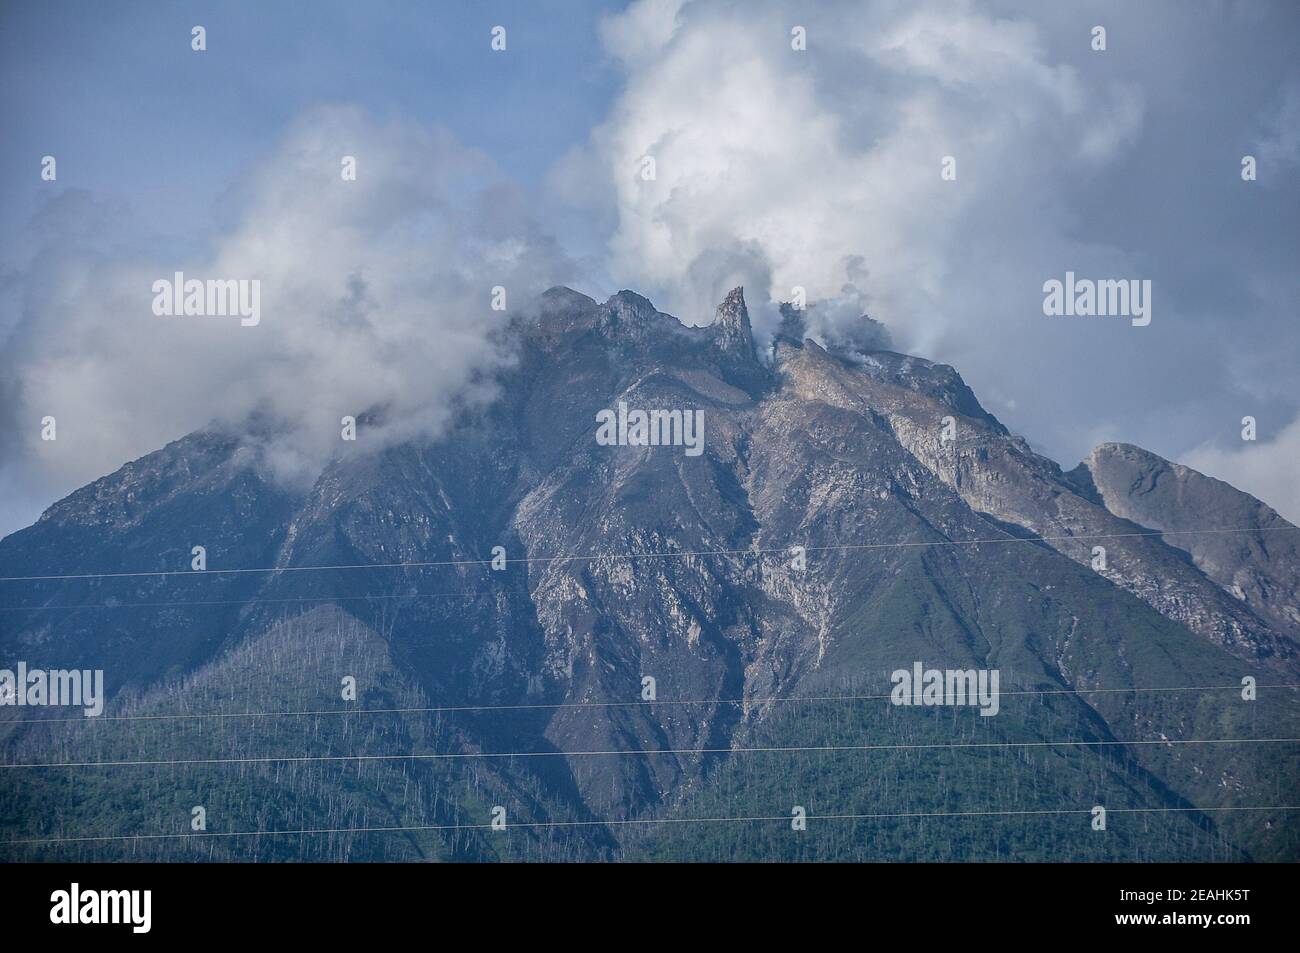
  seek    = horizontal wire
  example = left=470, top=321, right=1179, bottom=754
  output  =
left=4, top=736, right=1296, bottom=770
left=7, top=683, right=1297, bottom=727
left=0, top=588, right=480, bottom=613
left=1, top=525, right=1294, bottom=585
left=4, top=804, right=1295, bottom=847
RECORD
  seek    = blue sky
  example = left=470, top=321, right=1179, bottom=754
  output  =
left=2, top=0, right=1298, bottom=534
left=0, top=0, right=620, bottom=261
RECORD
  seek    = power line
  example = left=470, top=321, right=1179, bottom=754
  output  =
left=4, top=736, right=1296, bottom=770
left=1, top=525, right=1293, bottom=585
left=4, top=804, right=1295, bottom=847
left=0, top=589, right=479, bottom=613
left=8, top=683, right=1297, bottom=727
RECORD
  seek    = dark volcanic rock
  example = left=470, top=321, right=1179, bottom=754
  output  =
left=2, top=285, right=1297, bottom=861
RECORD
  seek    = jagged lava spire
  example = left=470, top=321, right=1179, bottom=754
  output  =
left=712, top=286, right=756, bottom=360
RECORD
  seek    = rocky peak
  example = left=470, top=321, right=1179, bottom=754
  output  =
left=593, top=289, right=667, bottom=346
left=1077, top=442, right=1300, bottom=634
left=604, top=289, right=658, bottom=321
left=539, top=285, right=596, bottom=314
left=711, top=286, right=756, bottom=360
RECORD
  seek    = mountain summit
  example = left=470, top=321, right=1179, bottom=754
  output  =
left=2, top=288, right=1296, bottom=862
left=711, top=285, right=756, bottom=358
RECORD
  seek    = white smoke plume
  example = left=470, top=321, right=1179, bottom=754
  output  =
left=0, top=106, right=574, bottom=529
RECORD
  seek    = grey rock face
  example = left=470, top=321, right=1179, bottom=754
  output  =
left=2, top=286, right=1297, bottom=860
left=1075, top=442, right=1300, bottom=636
left=790, top=339, right=1295, bottom=663
left=711, top=285, right=756, bottom=359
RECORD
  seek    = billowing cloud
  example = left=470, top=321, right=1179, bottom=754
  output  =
left=569, top=0, right=1143, bottom=347
left=0, top=105, right=573, bottom=529
left=555, top=0, right=1298, bottom=518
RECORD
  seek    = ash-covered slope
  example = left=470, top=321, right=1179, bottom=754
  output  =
left=787, top=340, right=1296, bottom=664
left=2, top=287, right=1296, bottom=861
left=1072, top=442, right=1300, bottom=639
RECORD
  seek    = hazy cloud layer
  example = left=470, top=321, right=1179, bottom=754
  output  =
left=0, top=106, right=572, bottom=526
